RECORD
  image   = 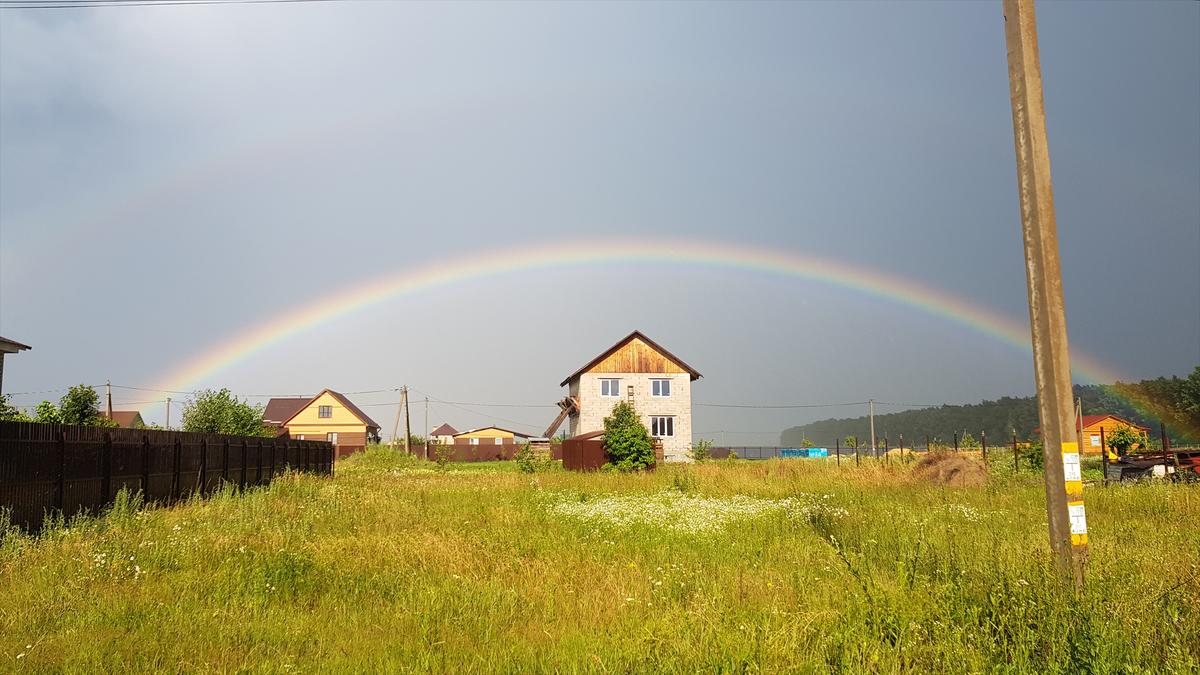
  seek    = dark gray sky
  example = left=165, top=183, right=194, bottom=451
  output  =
left=2, top=1, right=1197, bottom=442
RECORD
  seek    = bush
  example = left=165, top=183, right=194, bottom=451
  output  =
left=433, top=444, right=454, bottom=471
left=602, top=401, right=655, bottom=472
left=515, top=443, right=556, bottom=473
left=690, top=439, right=712, bottom=462
left=1021, top=439, right=1045, bottom=472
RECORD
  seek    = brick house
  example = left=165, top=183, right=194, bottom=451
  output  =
left=557, top=331, right=701, bottom=462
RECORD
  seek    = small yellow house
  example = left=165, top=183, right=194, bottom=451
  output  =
left=452, top=426, right=533, bottom=447
left=276, top=389, right=381, bottom=458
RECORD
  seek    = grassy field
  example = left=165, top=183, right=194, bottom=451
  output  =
left=1, top=449, right=1197, bottom=673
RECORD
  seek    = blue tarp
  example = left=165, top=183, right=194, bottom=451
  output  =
left=780, top=448, right=829, bottom=458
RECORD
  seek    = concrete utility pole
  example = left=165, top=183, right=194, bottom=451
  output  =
left=390, top=389, right=403, bottom=450
left=1003, top=0, right=1087, bottom=589
left=165, top=397, right=171, bottom=430
left=402, top=386, right=411, bottom=458
left=106, top=380, right=113, bottom=420
left=868, top=399, right=876, bottom=457
left=424, top=396, right=429, bottom=461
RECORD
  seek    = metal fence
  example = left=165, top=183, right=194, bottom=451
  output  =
left=0, top=421, right=334, bottom=531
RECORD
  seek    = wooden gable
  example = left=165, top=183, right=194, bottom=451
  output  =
left=560, top=331, right=701, bottom=386
left=587, top=336, right=689, bottom=376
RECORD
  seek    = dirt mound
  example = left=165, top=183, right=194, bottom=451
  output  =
left=912, top=452, right=988, bottom=487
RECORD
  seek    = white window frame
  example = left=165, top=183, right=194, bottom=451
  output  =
left=494, top=437, right=503, bottom=445
left=326, top=432, right=338, bottom=444
left=318, top=405, right=333, bottom=418
left=651, top=379, right=671, bottom=398
left=600, top=378, right=621, bottom=397
left=650, top=416, right=674, bottom=438
left=469, top=438, right=479, bottom=445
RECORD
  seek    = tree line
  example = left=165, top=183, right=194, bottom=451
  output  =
left=781, top=367, right=1200, bottom=447
left=0, top=386, right=276, bottom=437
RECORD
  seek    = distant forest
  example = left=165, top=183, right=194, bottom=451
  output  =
left=780, top=368, right=1200, bottom=447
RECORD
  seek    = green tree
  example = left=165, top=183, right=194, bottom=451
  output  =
left=690, top=439, right=712, bottom=462
left=1105, top=424, right=1145, bottom=458
left=58, top=384, right=116, bottom=426
left=0, top=395, right=31, bottom=422
left=960, top=432, right=980, bottom=449
left=181, top=389, right=270, bottom=436
left=602, top=401, right=655, bottom=472
left=844, top=435, right=858, bottom=449
left=35, top=401, right=62, bottom=424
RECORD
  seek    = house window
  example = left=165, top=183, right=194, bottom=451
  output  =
left=326, top=432, right=338, bottom=444
left=494, top=437, right=503, bottom=445
left=651, top=379, right=671, bottom=397
left=651, top=416, right=674, bottom=438
left=296, top=434, right=305, bottom=440
left=1090, top=434, right=1101, bottom=447
left=469, top=438, right=479, bottom=445
left=318, top=405, right=332, bottom=418
left=600, top=379, right=620, bottom=397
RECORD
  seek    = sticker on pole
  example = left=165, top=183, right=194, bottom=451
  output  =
left=1062, top=451, right=1082, bottom=482
left=1068, top=501, right=1087, bottom=536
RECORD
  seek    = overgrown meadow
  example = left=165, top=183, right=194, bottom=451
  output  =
left=1, top=448, right=1197, bottom=673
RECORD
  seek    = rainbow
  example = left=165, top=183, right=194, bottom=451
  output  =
left=153, top=237, right=1124, bottom=395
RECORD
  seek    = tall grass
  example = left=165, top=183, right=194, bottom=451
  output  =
left=1, top=447, right=1196, bottom=672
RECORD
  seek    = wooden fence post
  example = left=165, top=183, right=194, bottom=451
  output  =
left=269, top=440, right=277, bottom=479
left=981, top=431, right=988, bottom=466
left=198, top=438, right=207, bottom=494
left=56, top=430, right=66, bottom=512
left=222, top=439, right=230, bottom=485
left=255, top=440, right=264, bottom=485
left=141, top=434, right=151, bottom=498
left=1100, top=427, right=1108, bottom=487
left=101, top=431, right=113, bottom=505
left=171, top=437, right=181, bottom=501
left=835, top=438, right=840, bottom=467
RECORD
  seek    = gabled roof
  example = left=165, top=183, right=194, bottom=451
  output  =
left=1080, top=415, right=1150, bottom=431
left=1035, top=414, right=1151, bottom=434
left=560, top=330, right=702, bottom=387
left=0, top=336, right=31, bottom=354
left=98, top=410, right=144, bottom=428
left=453, top=426, right=533, bottom=438
left=263, top=397, right=309, bottom=426
left=430, top=423, right=458, bottom=436
left=280, top=389, right=381, bottom=430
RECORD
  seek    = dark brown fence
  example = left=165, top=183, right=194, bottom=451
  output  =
left=414, top=441, right=561, bottom=463
left=0, top=421, right=333, bottom=532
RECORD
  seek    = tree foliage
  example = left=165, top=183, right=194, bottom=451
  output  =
left=784, top=368, right=1200, bottom=446
left=1104, top=424, right=1147, bottom=457
left=58, top=385, right=115, bottom=426
left=180, top=389, right=270, bottom=436
left=0, top=395, right=31, bottom=422
left=602, top=401, right=655, bottom=472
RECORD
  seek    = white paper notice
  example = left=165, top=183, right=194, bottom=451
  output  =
left=1062, top=452, right=1082, bottom=482
left=1068, top=503, right=1087, bottom=535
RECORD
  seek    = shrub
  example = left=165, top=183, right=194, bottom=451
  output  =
left=602, top=401, right=655, bottom=472
left=690, top=439, right=712, bottom=462
left=515, top=443, right=537, bottom=473
left=433, top=444, right=454, bottom=472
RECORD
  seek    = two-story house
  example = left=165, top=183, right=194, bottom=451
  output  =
left=266, top=389, right=381, bottom=458
left=558, top=331, right=701, bottom=462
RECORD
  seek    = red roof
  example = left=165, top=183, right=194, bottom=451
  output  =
left=1034, top=414, right=1150, bottom=434
left=263, top=397, right=309, bottom=426
left=430, top=423, right=458, bottom=436
left=98, top=410, right=144, bottom=428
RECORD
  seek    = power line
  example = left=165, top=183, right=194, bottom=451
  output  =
left=696, top=401, right=868, bottom=409
left=0, top=0, right=344, bottom=9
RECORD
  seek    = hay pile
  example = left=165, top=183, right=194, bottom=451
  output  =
left=912, top=452, right=988, bottom=487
